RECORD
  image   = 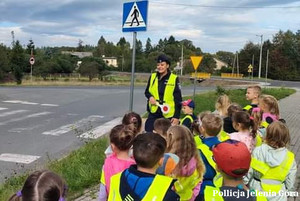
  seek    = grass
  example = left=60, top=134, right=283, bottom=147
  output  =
left=0, top=87, right=296, bottom=200
left=0, top=138, right=108, bottom=200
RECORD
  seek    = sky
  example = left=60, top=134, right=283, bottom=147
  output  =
left=0, top=0, right=299, bottom=53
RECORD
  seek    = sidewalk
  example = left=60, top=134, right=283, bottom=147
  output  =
left=75, top=89, right=300, bottom=201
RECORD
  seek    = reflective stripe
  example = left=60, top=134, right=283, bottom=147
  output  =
left=218, top=130, right=230, bottom=142
left=251, top=157, right=270, bottom=175
left=108, top=172, right=172, bottom=201
left=243, top=105, right=252, bottom=111
left=197, top=143, right=216, bottom=169
left=194, top=135, right=202, bottom=147
left=261, top=178, right=283, bottom=185
left=180, top=115, right=194, bottom=125
left=148, top=73, right=177, bottom=118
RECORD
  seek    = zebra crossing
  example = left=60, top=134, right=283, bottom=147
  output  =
left=0, top=100, right=108, bottom=165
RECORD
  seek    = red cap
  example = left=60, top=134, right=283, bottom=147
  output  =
left=182, top=99, right=195, bottom=109
left=212, top=140, right=251, bottom=178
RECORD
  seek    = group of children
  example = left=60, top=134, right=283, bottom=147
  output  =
left=9, top=85, right=297, bottom=201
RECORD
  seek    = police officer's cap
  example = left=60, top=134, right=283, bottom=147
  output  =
left=157, top=54, right=171, bottom=65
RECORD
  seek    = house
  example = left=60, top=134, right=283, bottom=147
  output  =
left=102, top=56, right=118, bottom=68
left=61, top=51, right=93, bottom=58
left=213, top=58, right=228, bottom=70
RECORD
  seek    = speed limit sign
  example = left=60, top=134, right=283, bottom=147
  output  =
left=29, top=57, right=35, bottom=65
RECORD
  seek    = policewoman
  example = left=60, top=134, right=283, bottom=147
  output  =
left=144, top=54, right=182, bottom=132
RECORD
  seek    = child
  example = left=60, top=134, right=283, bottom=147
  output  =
left=104, top=112, right=141, bottom=156
left=252, top=94, right=280, bottom=138
left=230, top=111, right=257, bottom=153
left=108, top=133, right=180, bottom=201
left=214, top=94, right=231, bottom=118
left=223, top=103, right=242, bottom=134
left=244, top=85, right=261, bottom=113
left=122, top=111, right=143, bottom=134
left=153, top=117, right=171, bottom=139
left=180, top=99, right=197, bottom=130
left=195, top=114, right=223, bottom=201
left=166, top=125, right=205, bottom=201
left=245, top=121, right=297, bottom=201
left=99, top=124, right=136, bottom=201
left=205, top=140, right=267, bottom=201
left=9, top=170, right=67, bottom=201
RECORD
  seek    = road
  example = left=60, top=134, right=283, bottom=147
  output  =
left=0, top=85, right=213, bottom=182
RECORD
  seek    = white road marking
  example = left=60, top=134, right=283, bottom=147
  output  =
left=0, top=110, right=28, bottom=117
left=0, top=153, right=40, bottom=164
left=79, top=117, right=122, bottom=139
left=3, top=100, right=39, bottom=105
left=0, top=112, right=52, bottom=126
left=42, top=115, right=104, bottom=136
left=0, top=107, right=8, bottom=111
left=40, top=104, right=59, bottom=107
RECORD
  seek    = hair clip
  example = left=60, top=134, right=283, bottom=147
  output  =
left=16, top=191, right=22, bottom=197
left=250, top=116, right=254, bottom=120
left=130, top=117, right=137, bottom=122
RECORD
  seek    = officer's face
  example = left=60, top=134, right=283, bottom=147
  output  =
left=157, top=62, right=169, bottom=75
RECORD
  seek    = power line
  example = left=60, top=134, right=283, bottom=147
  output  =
left=151, top=1, right=300, bottom=9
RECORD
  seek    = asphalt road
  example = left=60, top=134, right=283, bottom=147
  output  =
left=0, top=85, right=213, bottom=182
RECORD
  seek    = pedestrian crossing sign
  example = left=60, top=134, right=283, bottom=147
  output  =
left=122, top=1, right=148, bottom=32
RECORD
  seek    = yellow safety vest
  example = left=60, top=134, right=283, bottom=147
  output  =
left=148, top=73, right=177, bottom=118
left=260, top=121, right=269, bottom=128
left=174, top=169, right=202, bottom=201
left=197, top=143, right=223, bottom=187
left=108, top=172, right=173, bottom=201
left=194, top=135, right=202, bottom=147
left=243, top=105, right=252, bottom=111
left=251, top=151, right=294, bottom=193
left=204, top=186, right=267, bottom=201
left=218, top=130, right=230, bottom=142
left=255, top=135, right=263, bottom=147
left=180, top=115, right=194, bottom=125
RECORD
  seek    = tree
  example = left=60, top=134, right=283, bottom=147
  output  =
left=96, top=36, right=106, bottom=57
left=0, top=44, right=10, bottom=81
left=77, top=39, right=84, bottom=52
left=26, top=39, right=35, bottom=55
left=11, top=40, right=26, bottom=84
left=79, top=61, right=100, bottom=81
left=145, top=38, right=152, bottom=55
left=215, top=51, right=234, bottom=67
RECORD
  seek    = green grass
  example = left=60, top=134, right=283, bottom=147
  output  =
left=0, top=138, right=108, bottom=200
left=0, top=87, right=295, bottom=200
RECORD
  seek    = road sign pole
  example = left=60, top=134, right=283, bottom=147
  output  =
left=31, top=64, right=33, bottom=82
left=129, top=31, right=137, bottom=111
left=193, top=69, right=197, bottom=101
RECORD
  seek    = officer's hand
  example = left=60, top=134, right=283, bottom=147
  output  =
left=149, top=97, right=157, bottom=105
left=171, top=118, right=179, bottom=125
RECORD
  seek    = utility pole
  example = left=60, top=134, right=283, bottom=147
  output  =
left=265, top=49, right=269, bottom=85
left=252, top=54, right=254, bottom=81
left=257, top=34, right=263, bottom=79
left=237, top=52, right=239, bottom=75
left=180, top=44, right=183, bottom=76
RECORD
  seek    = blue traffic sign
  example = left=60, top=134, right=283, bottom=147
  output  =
left=122, top=1, right=148, bottom=32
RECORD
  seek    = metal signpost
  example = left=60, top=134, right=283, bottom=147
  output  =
left=122, top=0, right=148, bottom=111
left=190, top=56, right=203, bottom=101
left=29, top=55, right=35, bottom=82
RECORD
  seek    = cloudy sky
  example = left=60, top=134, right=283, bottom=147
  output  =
left=0, top=0, right=299, bottom=53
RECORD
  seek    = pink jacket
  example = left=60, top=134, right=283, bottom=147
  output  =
left=230, top=131, right=255, bottom=153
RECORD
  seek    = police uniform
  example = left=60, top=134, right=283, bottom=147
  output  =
left=144, top=70, right=182, bottom=132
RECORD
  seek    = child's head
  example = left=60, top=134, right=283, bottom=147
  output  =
left=153, top=118, right=171, bottom=138
left=110, top=124, right=136, bottom=152
left=201, top=114, right=223, bottom=137
left=122, top=112, right=142, bottom=134
left=213, top=140, right=251, bottom=179
left=192, top=111, right=211, bottom=135
left=266, top=121, right=290, bottom=149
left=227, top=103, right=242, bottom=118
left=181, top=99, right=195, bottom=114
left=166, top=125, right=205, bottom=177
left=258, top=94, right=279, bottom=117
left=9, top=170, right=66, bottom=201
left=232, top=111, right=257, bottom=138
left=215, top=94, right=231, bottom=116
left=133, top=132, right=166, bottom=169
left=246, top=85, right=261, bottom=103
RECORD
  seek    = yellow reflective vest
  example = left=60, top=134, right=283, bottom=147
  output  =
left=148, top=73, right=177, bottom=118
left=204, top=186, right=267, bottom=201
left=174, top=169, right=202, bottom=201
left=251, top=150, right=295, bottom=193
left=108, top=172, right=173, bottom=201
left=180, top=115, right=194, bottom=125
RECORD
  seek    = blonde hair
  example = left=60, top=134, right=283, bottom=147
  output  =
left=266, top=121, right=290, bottom=148
left=259, top=94, right=280, bottom=118
left=166, top=125, right=205, bottom=178
left=202, top=114, right=223, bottom=136
left=247, top=85, right=262, bottom=96
left=215, top=95, right=231, bottom=117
